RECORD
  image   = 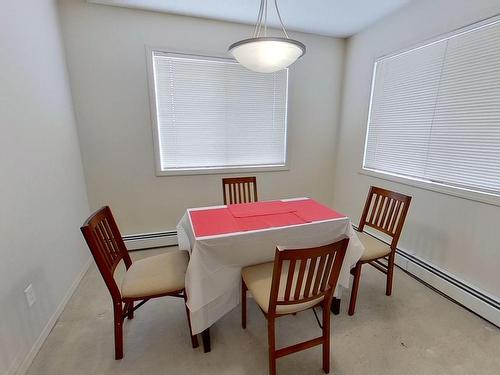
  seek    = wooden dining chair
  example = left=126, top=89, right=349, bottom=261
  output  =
left=241, top=238, right=349, bottom=375
left=348, top=186, right=412, bottom=315
left=80, top=206, right=198, bottom=359
left=222, top=176, right=258, bottom=204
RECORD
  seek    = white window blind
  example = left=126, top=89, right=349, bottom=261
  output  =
left=150, top=51, right=288, bottom=173
left=364, top=18, right=500, bottom=197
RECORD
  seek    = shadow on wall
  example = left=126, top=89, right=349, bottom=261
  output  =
left=400, top=218, right=450, bottom=266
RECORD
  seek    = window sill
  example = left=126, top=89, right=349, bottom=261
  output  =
left=359, top=168, right=500, bottom=207
left=156, top=164, right=289, bottom=177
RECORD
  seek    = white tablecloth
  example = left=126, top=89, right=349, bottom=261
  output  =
left=177, top=199, right=364, bottom=334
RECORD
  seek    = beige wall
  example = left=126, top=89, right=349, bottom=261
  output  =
left=0, top=1, right=90, bottom=373
left=57, top=0, right=345, bottom=235
left=333, top=0, right=500, bottom=299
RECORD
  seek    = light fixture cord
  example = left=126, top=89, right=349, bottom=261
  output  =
left=274, top=0, right=290, bottom=38
left=253, top=0, right=265, bottom=37
left=264, top=0, right=268, bottom=36
left=253, top=0, right=289, bottom=39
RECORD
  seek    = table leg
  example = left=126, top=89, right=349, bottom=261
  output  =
left=330, top=298, right=341, bottom=315
left=202, top=328, right=211, bottom=353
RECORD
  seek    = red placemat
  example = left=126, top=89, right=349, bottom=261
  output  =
left=287, top=199, right=346, bottom=222
left=189, top=208, right=239, bottom=237
left=228, top=201, right=296, bottom=218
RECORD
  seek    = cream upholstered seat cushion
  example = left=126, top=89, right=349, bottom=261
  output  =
left=242, top=261, right=324, bottom=315
left=357, top=231, right=392, bottom=261
left=121, top=251, right=189, bottom=299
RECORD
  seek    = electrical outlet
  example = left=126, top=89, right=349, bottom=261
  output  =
left=24, top=284, right=36, bottom=307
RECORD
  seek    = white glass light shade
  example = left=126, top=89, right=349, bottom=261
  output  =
left=229, top=37, right=306, bottom=73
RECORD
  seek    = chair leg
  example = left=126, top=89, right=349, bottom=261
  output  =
left=268, top=317, right=276, bottom=375
left=386, top=253, right=395, bottom=296
left=322, top=303, right=331, bottom=374
left=330, top=298, right=341, bottom=315
left=348, top=263, right=362, bottom=316
left=242, top=279, right=247, bottom=329
left=126, top=301, right=134, bottom=319
left=201, top=328, right=211, bottom=353
left=113, top=302, right=124, bottom=360
left=183, top=293, right=199, bottom=348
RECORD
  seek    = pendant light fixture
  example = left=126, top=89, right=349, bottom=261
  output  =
left=228, top=0, right=306, bottom=73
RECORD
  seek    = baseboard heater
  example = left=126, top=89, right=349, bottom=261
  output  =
left=394, top=248, right=499, bottom=327
left=351, top=225, right=500, bottom=327
left=122, top=230, right=178, bottom=251
left=396, top=249, right=500, bottom=310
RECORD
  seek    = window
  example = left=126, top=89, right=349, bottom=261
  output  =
left=148, top=50, right=288, bottom=175
left=363, top=17, right=500, bottom=202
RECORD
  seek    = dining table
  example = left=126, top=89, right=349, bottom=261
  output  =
left=177, top=197, right=364, bottom=352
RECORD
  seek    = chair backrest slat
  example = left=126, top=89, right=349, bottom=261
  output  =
left=368, top=194, right=380, bottom=224
left=268, top=238, right=349, bottom=315
left=293, top=259, right=307, bottom=301
left=284, top=259, right=296, bottom=301
left=379, top=197, right=391, bottom=227
left=384, top=199, right=396, bottom=230
left=303, top=257, right=317, bottom=298
left=81, top=206, right=131, bottom=301
left=373, top=196, right=385, bottom=226
left=99, top=219, right=119, bottom=262
left=242, top=182, right=247, bottom=202
left=312, top=254, right=327, bottom=296
left=388, top=201, right=401, bottom=233
left=318, top=252, right=332, bottom=292
left=222, top=177, right=258, bottom=205
left=359, top=186, right=412, bottom=248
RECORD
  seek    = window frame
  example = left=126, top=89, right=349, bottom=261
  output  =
left=360, top=14, right=500, bottom=207
left=146, top=46, right=290, bottom=177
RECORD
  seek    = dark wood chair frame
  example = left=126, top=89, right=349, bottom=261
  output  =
left=348, top=186, right=412, bottom=315
left=222, top=176, right=258, bottom=205
left=242, top=238, right=349, bottom=375
left=80, top=206, right=198, bottom=359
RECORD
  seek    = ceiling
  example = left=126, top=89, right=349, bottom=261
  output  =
left=87, top=0, right=412, bottom=37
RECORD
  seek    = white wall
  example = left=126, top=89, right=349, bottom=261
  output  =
left=57, top=0, right=346, bottom=235
left=0, top=1, right=91, bottom=374
left=333, top=0, right=500, bottom=302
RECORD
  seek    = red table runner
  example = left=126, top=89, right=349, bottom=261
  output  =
left=190, top=199, right=346, bottom=237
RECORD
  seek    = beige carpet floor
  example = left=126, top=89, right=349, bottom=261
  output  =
left=26, top=247, right=500, bottom=375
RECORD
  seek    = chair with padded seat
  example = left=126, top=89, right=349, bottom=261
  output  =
left=222, top=176, right=258, bottom=204
left=241, top=238, right=349, bottom=375
left=348, top=186, right=412, bottom=315
left=80, top=206, right=198, bottom=359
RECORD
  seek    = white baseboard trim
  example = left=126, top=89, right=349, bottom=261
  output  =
left=122, top=230, right=178, bottom=250
left=12, top=257, right=93, bottom=375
